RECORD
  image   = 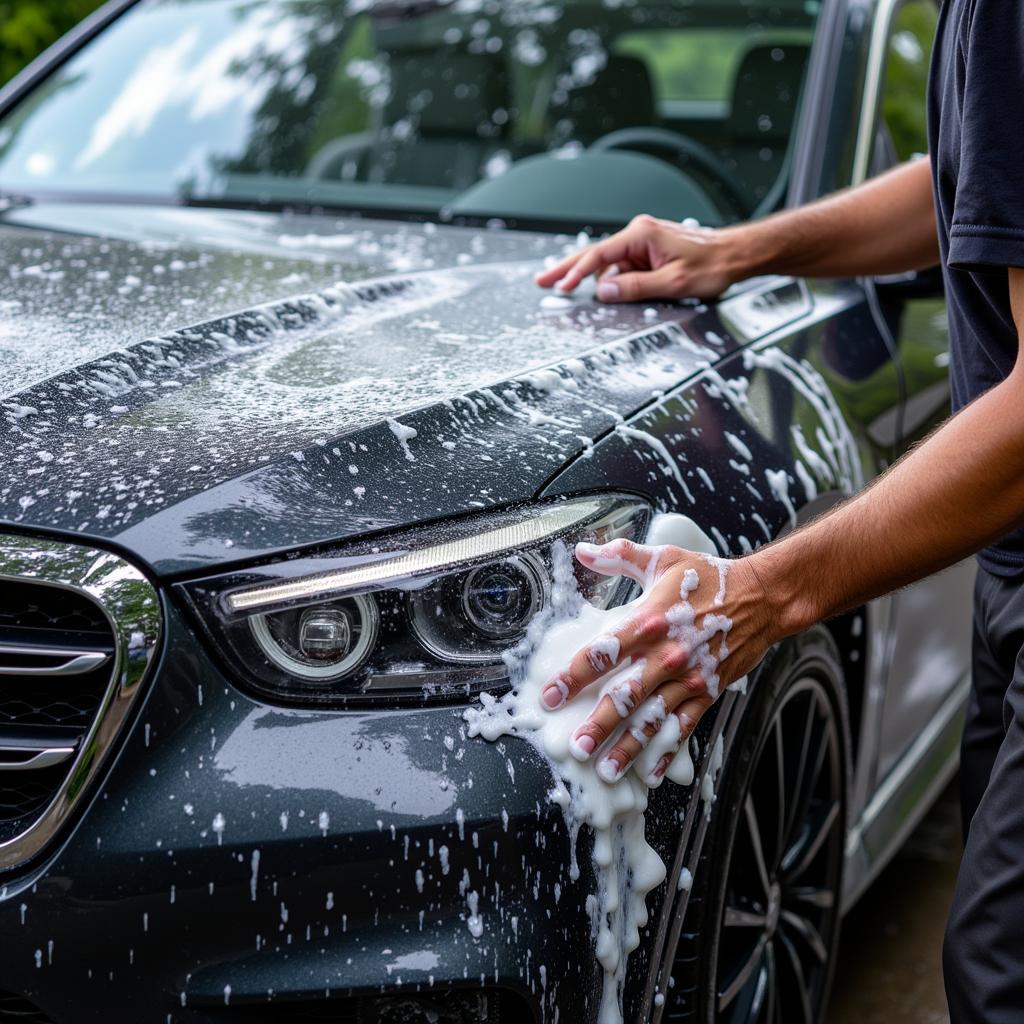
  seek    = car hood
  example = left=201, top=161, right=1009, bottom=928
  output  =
left=0, top=203, right=733, bottom=576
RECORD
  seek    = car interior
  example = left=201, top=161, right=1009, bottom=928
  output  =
left=294, top=3, right=816, bottom=225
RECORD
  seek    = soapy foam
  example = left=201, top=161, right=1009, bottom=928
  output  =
left=465, top=513, right=728, bottom=1024
left=765, top=468, right=797, bottom=528
left=587, top=635, right=621, bottom=673
left=615, top=425, right=696, bottom=504
left=744, top=346, right=862, bottom=492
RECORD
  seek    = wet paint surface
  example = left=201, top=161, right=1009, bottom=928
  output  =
left=0, top=198, right=972, bottom=1023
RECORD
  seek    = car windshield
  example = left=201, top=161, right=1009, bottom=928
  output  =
left=0, top=0, right=819, bottom=228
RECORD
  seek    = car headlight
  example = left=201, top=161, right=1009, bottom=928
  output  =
left=179, top=494, right=650, bottom=705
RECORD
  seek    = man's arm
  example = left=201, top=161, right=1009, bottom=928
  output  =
left=542, top=268, right=1024, bottom=784
left=761, top=266, right=1024, bottom=633
left=536, top=158, right=938, bottom=302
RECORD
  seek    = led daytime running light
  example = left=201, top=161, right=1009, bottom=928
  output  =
left=225, top=499, right=609, bottom=614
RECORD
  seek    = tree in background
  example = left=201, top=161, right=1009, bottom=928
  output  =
left=0, top=0, right=104, bottom=85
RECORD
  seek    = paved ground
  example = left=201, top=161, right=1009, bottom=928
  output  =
left=828, top=780, right=961, bottom=1024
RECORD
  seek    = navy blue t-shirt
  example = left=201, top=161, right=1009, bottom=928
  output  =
left=929, top=0, right=1024, bottom=576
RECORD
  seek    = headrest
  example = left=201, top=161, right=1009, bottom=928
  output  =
left=548, top=54, right=656, bottom=146
left=383, top=50, right=511, bottom=138
left=727, top=43, right=810, bottom=142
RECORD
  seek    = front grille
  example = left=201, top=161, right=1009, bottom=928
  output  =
left=0, top=582, right=110, bottom=634
left=0, top=534, right=159, bottom=874
left=0, top=582, right=116, bottom=845
left=0, top=762, right=72, bottom=822
left=0, top=684, right=105, bottom=729
left=0, top=990, right=54, bottom=1023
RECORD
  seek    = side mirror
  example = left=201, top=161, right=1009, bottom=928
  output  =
left=873, top=265, right=945, bottom=301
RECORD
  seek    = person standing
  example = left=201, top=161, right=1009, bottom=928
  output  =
left=535, top=1, right=1024, bottom=1017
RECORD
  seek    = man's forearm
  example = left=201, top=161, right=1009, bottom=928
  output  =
left=755, top=364, right=1024, bottom=638
left=722, top=158, right=940, bottom=283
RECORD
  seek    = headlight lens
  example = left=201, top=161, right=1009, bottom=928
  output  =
left=410, top=552, right=549, bottom=661
left=250, top=595, right=378, bottom=680
left=180, top=494, right=649, bottom=705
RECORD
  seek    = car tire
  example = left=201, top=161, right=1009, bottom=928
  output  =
left=665, top=627, right=850, bottom=1024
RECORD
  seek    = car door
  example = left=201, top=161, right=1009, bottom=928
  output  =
left=860, top=0, right=975, bottom=785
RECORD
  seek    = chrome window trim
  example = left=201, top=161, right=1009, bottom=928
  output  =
left=850, top=0, right=938, bottom=186
left=786, top=0, right=851, bottom=207
left=0, top=533, right=160, bottom=872
left=851, top=0, right=901, bottom=185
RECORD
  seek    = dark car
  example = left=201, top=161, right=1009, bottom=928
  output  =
left=0, top=0, right=969, bottom=1021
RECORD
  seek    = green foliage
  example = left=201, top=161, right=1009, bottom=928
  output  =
left=0, top=0, right=105, bottom=85
left=882, top=0, right=938, bottom=162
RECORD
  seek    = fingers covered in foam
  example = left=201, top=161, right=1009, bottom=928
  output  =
left=574, top=538, right=669, bottom=586
left=598, top=674, right=710, bottom=782
left=539, top=603, right=671, bottom=711
left=641, top=690, right=713, bottom=786
left=570, top=663, right=707, bottom=770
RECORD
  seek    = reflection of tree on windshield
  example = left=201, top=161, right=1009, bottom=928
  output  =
left=0, top=71, right=85, bottom=168
left=881, top=1, right=936, bottom=163
left=210, top=0, right=355, bottom=185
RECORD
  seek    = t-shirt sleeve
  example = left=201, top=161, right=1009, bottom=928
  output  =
left=947, top=0, right=1024, bottom=271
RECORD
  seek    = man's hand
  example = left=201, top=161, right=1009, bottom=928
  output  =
left=540, top=538, right=779, bottom=783
left=534, top=214, right=742, bottom=303
left=534, top=160, right=939, bottom=306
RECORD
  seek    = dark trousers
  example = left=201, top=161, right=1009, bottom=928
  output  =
left=944, top=568, right=1024, bottom=1022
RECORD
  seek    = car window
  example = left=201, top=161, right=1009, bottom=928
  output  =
left=870, top=0, right=948, bottom=450
left=879, top=0, right=938, bottom=164
left=0, top=0, right=821, bottom=229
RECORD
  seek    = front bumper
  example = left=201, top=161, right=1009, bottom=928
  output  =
left=0, top=600, right=605, bottom=1023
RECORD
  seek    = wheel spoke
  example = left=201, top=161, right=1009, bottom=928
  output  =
left=772, top=717, right=787, bottom=864
left=762, top=941, right=778, bottom=1024
left=777, top=931, right=814, bottom=1024
left=780, top=908, right=829, bottom=964
left=711, top=680, right=843, bottom=1024
left=744, top=795, right=773, bottom=897
left=784, top=699, right=830, bottom=855
left=783, top=695, right=818, bottom=842
left=719, top=934, right=767, bottom=1011
left=782, top=798, right=840, bottom=881
left=725, top=906, right=768, bottom=928
left=787, top=885, right=835, bottom=910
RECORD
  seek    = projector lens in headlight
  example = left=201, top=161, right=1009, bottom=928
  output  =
left=180, top=495, right=649, bottom=705
left=250, top=596, right=377, bottom=682
left=408, top=553, right=548, bottom=661
left=463, top=556, right=546, bottom=639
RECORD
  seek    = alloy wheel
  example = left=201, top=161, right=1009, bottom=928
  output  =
left=714, top=678, right=844, bottom=1024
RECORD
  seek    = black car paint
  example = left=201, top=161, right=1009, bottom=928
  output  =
left=0, top=204, right=900, bottom=1024
left=0, top=1, right=939, bottom=1020
left=0, top=208, right=769, bottom=576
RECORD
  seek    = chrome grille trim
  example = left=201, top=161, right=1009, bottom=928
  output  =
left=0, top=534, right=160, bottom=872
left=0, top=746, right=75, bottom=771
left=0, top=645, right=110, bottom=677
